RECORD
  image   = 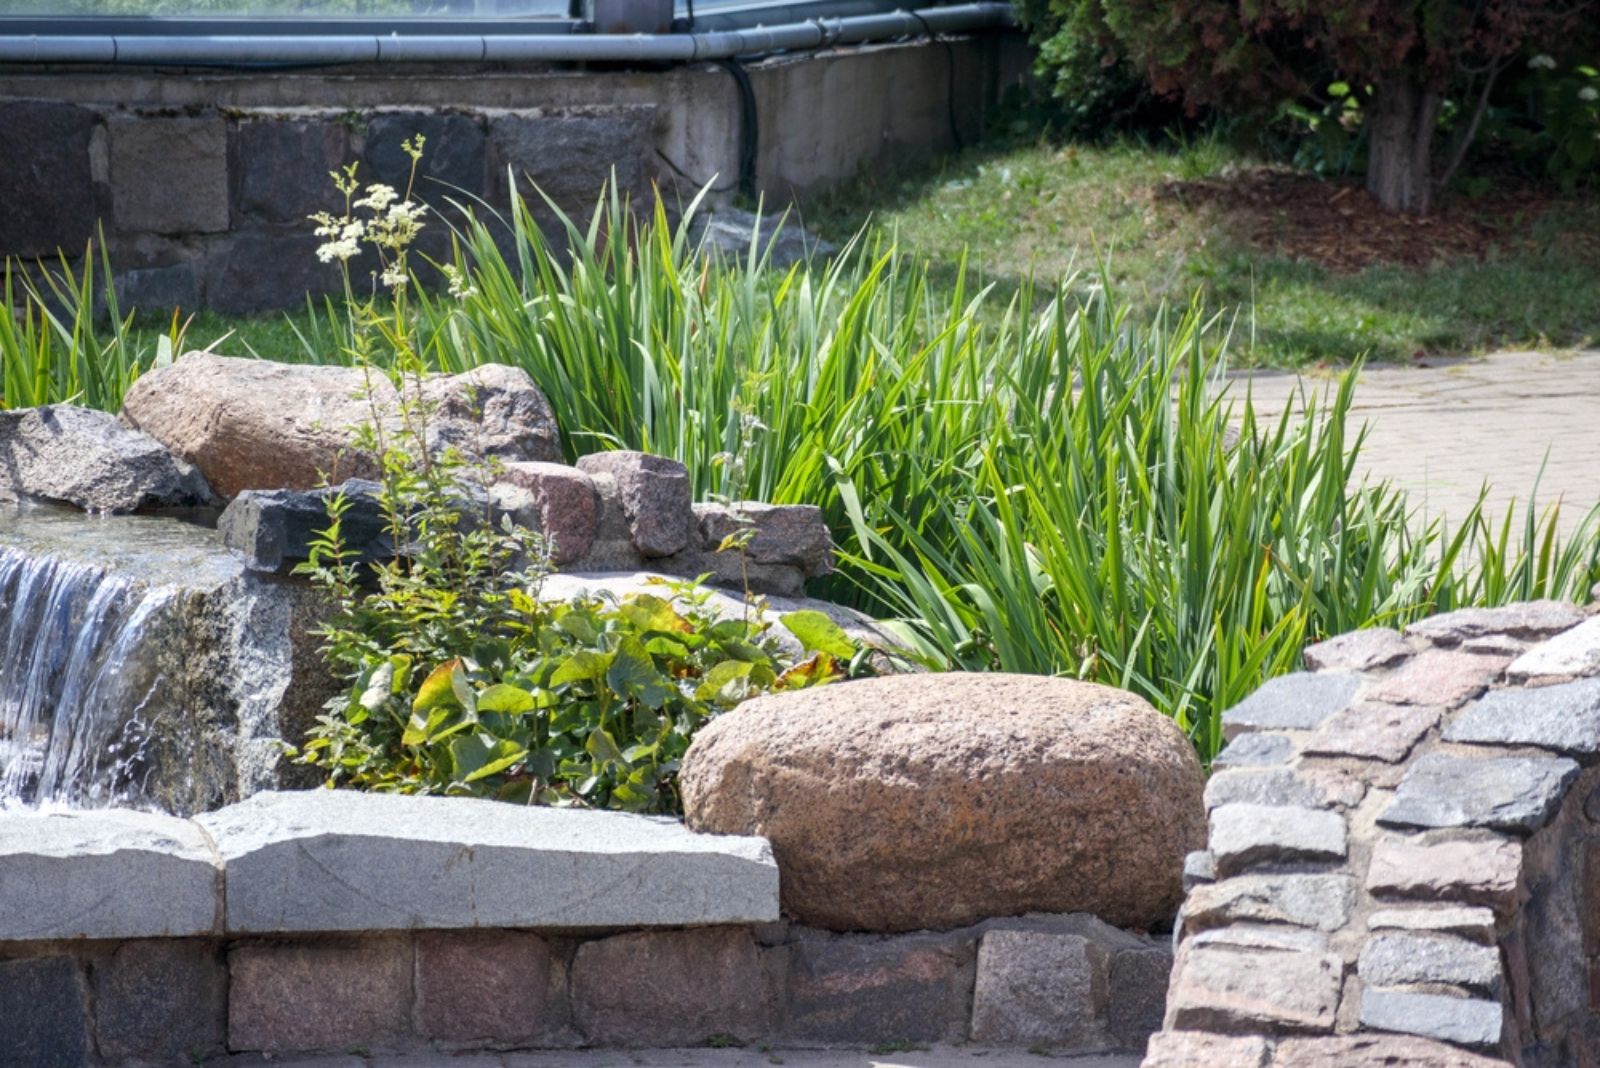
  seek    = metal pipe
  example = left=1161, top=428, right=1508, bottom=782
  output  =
left=0, top=1, right=1012, bottom=65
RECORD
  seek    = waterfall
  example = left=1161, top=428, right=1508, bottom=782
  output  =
left=0, top=543, right=175, bottom=808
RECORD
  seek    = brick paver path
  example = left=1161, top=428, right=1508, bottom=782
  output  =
left=1227, top=350, right=1600, bottom=542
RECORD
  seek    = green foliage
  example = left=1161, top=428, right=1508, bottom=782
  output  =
left=1488, top=53, right=1600, bottom=191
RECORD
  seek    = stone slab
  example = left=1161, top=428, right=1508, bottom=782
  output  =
left=0, top=957, right=90, bottom=1068
left=0, top=101, right=97, bottom=257
left=1221, top=673, right=1360, bottom=740
left=1362, top=650, right=1510, bottom=708
left=1166, top=946, right=1342, bottom=1033
left=1209, top=804, right=1346, bottom=875
left=1203, top=769, right=1335, bottom=812
left=570, top=928, right=769, bottom=1046
left=415, top=930, right=549, bottom=1045
left=1380, top=751, right=1579, bottom=834
left=1444, top=676, right=1600, bottom=756
left=1367, top=905, right=1498, bottom=945
left=1365, top=834, right=1521, bottom=912
left=1302, top=628, right=1412, bottom=673
left=1301, top=702, right=1441, bottom=763
left=1107, top=947, right=1172, bottom=1051
left=1358, top=932, right=1502, bottom=993
left=1190, top=925, right=1330, bottom=953
left=1211, top=732, right=1297, bottom=769
left=1509, top=615, right=1600, bottom=680
left=1406, top=601, right=1586, bottom=645
left=1358, top=989, right=1503, bottom=1048
left=92, top=939, right=226, bottom=1062
left=1142, top=1031, right=1269, bottom=1067
left=109, top=115, right=229, bottom=234
left=229, top=937, right=412, bottom=1053
left=0, top=808, right=219, bottom=940
left=197, top=790, right=778, bottom=933
left=1182, top=874, right=1355, bottom=933
left=775, top=927, right=974, bottom=1045
left=1271, top=1034, right=1510, bottom=1067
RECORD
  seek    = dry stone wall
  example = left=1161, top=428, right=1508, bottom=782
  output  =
left=1147, top=600, right=1600, bottom=1067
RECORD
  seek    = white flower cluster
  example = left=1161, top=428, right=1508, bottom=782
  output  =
left=1529, top=54, right=1558, bottom=71
left=1579, top=86, right=1599, bottom=103
left=311, top=215, right=366, bottom=264
left=309, top=180, right=428, bottom=288
left=443, top=264, right=479, bottom=301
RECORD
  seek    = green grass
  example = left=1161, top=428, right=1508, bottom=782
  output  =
left=807, top=134, right=1600, bottom=367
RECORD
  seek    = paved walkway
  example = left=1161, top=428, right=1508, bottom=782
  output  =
left=213, top=1048, right=1142, bottom=1068
left=1228, top=349, right=1600, bottom=542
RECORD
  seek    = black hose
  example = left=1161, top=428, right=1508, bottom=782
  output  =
left=715, top=56, right=760, bottom=198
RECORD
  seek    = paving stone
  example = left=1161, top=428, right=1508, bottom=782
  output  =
left=1107, top=947, right=1171, bottom=1051
left=229, top=938, right=412, bottom=1053
left=1183, top=874, right=1355, bottom=932
left=1221, top=672, right=1361, bottom=740
left=1362, top=650, right=1510, bottom=708
left=1204, top=768, right=1336, bottom=811
left=1183, top=850, right=1215, bottom=891
left=1358, top=989, right=1503, bottom=1048
left=0, top=957, right=90, bottom=1068
left=1209, top=804, right=1347, bottom=875
left=1190, top=924, right=1330, bottom=953
left=91, top=940, right=226, bottom=1062
left=0, top=101, right=96, bottom=256
left=1509, top=616, right=1600, bottom=680
left=1407, top=601, right=1586, bottom=645
left=1367, top=905, right=1498, bottom=945
left=1303, top=628, right=1413, bottom=672
left=1142, top=1031, right=1269, bottom=1067
left=1211, top=731, right=1297, bottom=768
left=1358, top=932, right=1502, bottom=993
left=774, top=928, right=973, bottom=1045
left=1444, top=676, right=1600, bottom=757
left=1166, top=946, right=1342, bottom=1033
left=969, top=929, right=1108, bottom=1047
left=0, top=808, right=220, bottom=940
left=198, top=790, right=778, bottom=933
left=1301, top=701, right=1441, bottom=763
left=1271, top=1033, right=1510, bottom=1067
left=110, top=115, right=229, bottom=234
left=570, top=928, right=770, bottom=1046
left=1380, top=751, right=1579, bottom=834
left=1366, top=834, right=1522, bottom=912
left=414, top=930, right=549, bottom=1045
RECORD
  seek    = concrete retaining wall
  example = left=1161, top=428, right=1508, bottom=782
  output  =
left=0, top=35, right=1028, bottom=314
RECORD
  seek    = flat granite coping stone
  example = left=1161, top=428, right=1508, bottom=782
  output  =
left=0, top=791, right=779, bottom=941
left=197, top=790, right=780, bottom=934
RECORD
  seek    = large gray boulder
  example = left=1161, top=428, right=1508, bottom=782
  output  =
left=119, top=353, right=563, bottom=498
left=0, top=404, right=215, bottom=513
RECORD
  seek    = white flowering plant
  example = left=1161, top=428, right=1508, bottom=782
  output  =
left=1503, top=53, right=1600, bottom=191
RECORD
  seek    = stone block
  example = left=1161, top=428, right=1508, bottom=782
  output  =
left=1166, top=946, right=1342, bottom=1033
left=576, top=451, right=695, bottom=558
left=1444, top=676, right=1600, bottom=757
left=1209, top=803, right=1347, bottom=875
left=204, top=229, right=342, bottom=315
left=1301, top=701, right=1441, bottom=763
left=1363, top=650, right=1510, bottom=708
left=113, top=262, right=200, bottom=313
left=365, top=111, right=486, bottom=211
left=198, top=790, right=778, bottom=934
left=0, top=102, right=97, bottom=257
left=1204, top=769, right=1334, bottom=811
left=775, top=928, right=973, bottom=1045
left=491, top=461, right=597, bottom=565
left=1143, top=1031, right=1269, bottom=1067
left=235, top=118, right=351, bottom=224
left=1366, top=834, right=1521, bottom=912
left=1221, top=672, right=1360, bottom=739
left=0, top=957, right=90, bottom=1068
left=219, top=481, right=393, bottom=573
left=110, top=115, right=228, bottom=235
left=570, top=928, right=768, bottom=1046
left=1380, top=752, right=1579, bottom=834
left=1211, top=731, right=1297, bottom=769
left=1358, top=932, right=1502, bottom=993
left=1368, top=905, right=1498, bottom=945
left=1107, top=947, right=1172, bottom=1051
left=91, top=940, right=226, bottom=1062
left=1182, top=874, right=1355, bottom=933
left=414, top=930, right=549, bottom=1045
left=489, top=108, right=658, bottom=212
left=1359, top=989, right=1503, bottom=1048
left=1183, top=850, right=1215, bottom=891
left=694, top=502, right=835, bottom=575
left=1509, top=616, right=1600, bottom=680
left=1272, top=1034, right=1511, bottom=1067
left=1407, top=602, right=1586, bottom=645
left=1191, top=924, right=1329, bottom=953
left=970, top=929, right=1109, bottom=1047
left=1303, top=627, right=1412, bottom=672
left=0, top=808, right=219, bottom=940
left=229, top=937, right=412, bottom=1053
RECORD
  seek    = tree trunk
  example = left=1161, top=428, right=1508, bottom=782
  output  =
left=1366, top=74, right=1442, bottom=216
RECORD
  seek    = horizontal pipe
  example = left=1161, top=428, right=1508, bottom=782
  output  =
left=0, top=2, right=1012, bottom=65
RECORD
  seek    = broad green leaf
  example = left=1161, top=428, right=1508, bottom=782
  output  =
left=585, top=728, right=625, bottom=766
left=606, top=636, right=674, bottom=709
left=552, top=649, right=612, bottom=686
left=780, top=610, right=856, bottom=659
left=412, top=660, right=461, bottom=714
left=477, top=683, right=537, bottom=715
left=696, top=659, right=754, bottom=702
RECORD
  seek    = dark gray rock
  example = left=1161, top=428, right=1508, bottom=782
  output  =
left=1108, top=947, right=1173, bottom=1050
left=1209, top=803, right=1347, bottom=876
left=1358, top=989, right=1503, bottom=1048
left=775, top=927, right=974, bottom=1044
left=204, top=229, right=341, bottom=315
left=1407, top=601, right=1586, bottom=646
left=114, top=263, right=200, bottom=313
left=1358, top=932, right=1502, bottom=993
left=218, top=480, right=392, bottom=574
left=1211, top=731, right=1297, bottom=768
left=1303, top=627, right=1412, bottom=672
left=0, top=405, right=215, bottom=513
left=0, top=102, right=97, bottom=257
left=1183, top=850, right=1215, bottom=891
left=1444, top=676, right=1600, bottom=757
left=1221, top=672, right=1360, bottom=740
left=234, top=118, right=352, bottom=225
left=91, top=940, right=227, bottom=1062
left=576, top=451, right=694, bottom=558
left=689, top=208, right=839, bottom=270
left=109, top=115, right=229, bottom=235
left=489, top=108, right=659, bottom=212
left=364, top=112, right=486, bottom=212
left=1380, top=751, right=1580, bottom=834
left=0, top=957, right=90, bottom=1068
